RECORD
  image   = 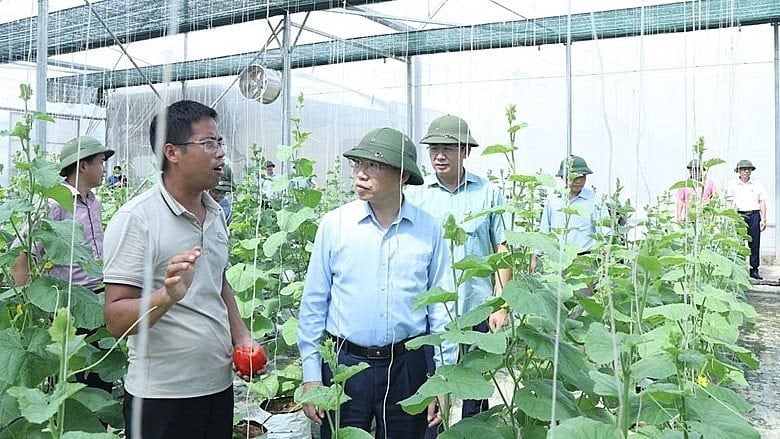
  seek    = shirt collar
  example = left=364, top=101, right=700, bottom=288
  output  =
left=424, top=171, right=480, bottom=192
left=61, top=180, right=94, bottom=202
left=157, top=176, right=221, bottom=216
left=356, top=197, right=416, bottom=226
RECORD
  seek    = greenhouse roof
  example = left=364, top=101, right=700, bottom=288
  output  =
left=1, top=0, right=778, bottom=102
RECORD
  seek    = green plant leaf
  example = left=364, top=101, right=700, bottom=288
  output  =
left=294, top=382, right=349, bottom=411
left=276, top=207, right=316, bottom=233
left=405, top=333, right=443, bottom=350
left=643, top=304, right=696, bottom=321
left=481, top=144, right=517, bottom=155
left=454, top=302, right=496, bottom=329
left=631, top=352, right=676, bottom=381
left=296, top=188, right=322, bottom=208
left=31, top=158, right=65, bottom=191
left=281, top=316, right=298, bottom=345
left=44, top=184, right=75, bottom=213
left=589, top=370, right=621, bottom=397
left=249, top=373, right=279, bottom=401
left=438, top=416, right=504, bottom=439
left=263, top=231, right=289, bottom=258
left=687, top=391, right=759, bottom=438
left=413, top=286, right=457, bottom=310
left=400, top=364, right=494, bottom=414
left=61, top=433, right=120, bottom=438
left=226, top=263, right=268, bottom=293
left=331, top=361, right=369, bottom=384
left=460, top=350, right=504, bottom=373
left=27, top=278, right=104, bottom=330
left=548, top=416, right=617, bottom=438
left=294, top=158, right=315, bottom=176
left=454, top=255, right=494, bottom=282
left=0, top=328, right=57, bottom=392
left=336, top=426, right=374, bottom=439
left=8, top=381, right=84, bottom=424
left=517, top=327, right=594, bottom=389
left=515, top=379, right=580, bottom=422
left=442, top=330, right=507, bottom=354
left=501, top=275, right=562, bottom=323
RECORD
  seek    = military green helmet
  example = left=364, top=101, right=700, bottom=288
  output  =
left=215, top=163, right=235, bottom=192
left=419, top=114, right=478, bottom=147
left=734, top=159, right=755, bottom=172
left=59, top=136, right=114, bottom=176
left=686, top=159, right=705, bottom=171
left=343, top=127, right=424, bottom=185
left=556, top=155, right=592, bottom=178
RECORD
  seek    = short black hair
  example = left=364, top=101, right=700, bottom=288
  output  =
left=113, top=165, right=122, bottom=171
left=149, top=100, right=219, bottom=168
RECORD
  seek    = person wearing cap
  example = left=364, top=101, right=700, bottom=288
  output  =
left=532, top=155, right=604, bottom=271
left=11, top=135, right=115, bottom=392
left=209, top=163, right=235, bottom=224
left=725, top=159, right=767, bottom=279
left=261, top=160, right=276, bottom=206
left=406, top=114, right=511, bottom=422
left=297, top=127, right=457, bottom=438
left=675, top=159, right=717, bottom=221
left=106, top=165, right=127, bottom=188
left=103, top=100, right=257, bottom=438
left=12, top=136, right=113, bottom=291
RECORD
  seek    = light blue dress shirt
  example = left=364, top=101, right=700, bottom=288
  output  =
left=540, top=186, right=602, bottom=252
left=297, top=198, right=456, bottom=383
left=406, top=172, right=507, bottom=314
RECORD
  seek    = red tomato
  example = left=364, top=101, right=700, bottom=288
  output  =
left=233, top=346, right=267, bottom=376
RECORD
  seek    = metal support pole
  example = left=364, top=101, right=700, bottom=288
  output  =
left=773, top=22, right=779, bottom=262
left=565, top=41, right=572, bottom=159
left=406, top=58, right=413, bottom=137
left=36, top=0, right=48, bottom=150
left=413, top=57, right=422, bottom=144
left=282, top=13, right=292, bottom=173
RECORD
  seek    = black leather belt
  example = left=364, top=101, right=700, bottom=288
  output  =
left=327, top=333, right=415, bottom=360
left=738, top=210, right=759, bottom=215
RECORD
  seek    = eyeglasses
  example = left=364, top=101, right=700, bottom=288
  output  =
left=348, top=158, right=387, bottom=174
left=172, top=139, right=225, bottom=152
left=427, top=146, right=461, bottom=155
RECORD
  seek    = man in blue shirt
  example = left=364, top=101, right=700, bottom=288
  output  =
left=532, top=155, right=603, bottom=269
left=297, top=127, right=456, bottom=438
left=407, top=115, right=511, bottom=421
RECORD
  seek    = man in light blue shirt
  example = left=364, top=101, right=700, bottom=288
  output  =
left=407, top=115, right=511, bottom=421
left=297, top=127, right=456, bottom=438
left=532, top=155, right=603, bottom=271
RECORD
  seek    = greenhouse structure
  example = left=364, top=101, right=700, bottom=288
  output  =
left=1, top=0, right=779, bottom=437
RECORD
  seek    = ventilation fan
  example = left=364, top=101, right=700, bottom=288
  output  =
left=238, top=64, right=282, bottom=104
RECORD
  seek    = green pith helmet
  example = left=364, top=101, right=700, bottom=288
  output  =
left=687, top=159, right=705, bottom=171
left=734, top=159, right=755, bottom=172
left=343, top=127, right=424, bottom=185
left=419, top=114, right=479, bottom=147
left=264, top=161, right=275, bottom=168
left=556, top=155, right=592, bottom=178
left=215, top=163, right=235, bottom=192
left=59, top=136, right=115, bottom=176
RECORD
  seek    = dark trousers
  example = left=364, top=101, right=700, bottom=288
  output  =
left=741, top=210, right=761, bottom=270
left=321, top=347, right=428, bottom=439
left=424, top=321, right=490, bottom=438
left=122, top=385, right=233, bottom=439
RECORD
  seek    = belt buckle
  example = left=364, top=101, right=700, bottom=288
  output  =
left=366, top=348, right=388, bottom=359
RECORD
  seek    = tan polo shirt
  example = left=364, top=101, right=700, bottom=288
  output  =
left=103, top=180, right=232, bottom=398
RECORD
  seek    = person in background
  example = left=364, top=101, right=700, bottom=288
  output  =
left=676, top=159, right=717, bottom=221
left=103, top=100, right=258, bottom=438
left=106, top=165, right=127, bottom=188
left=532, top=155, right=603, bottom=270
left=12, top=135, right=115, bottom=393
left=260, top=160, right=276, bottom=205
left=297, top=127, right=457, bottom=439
left=407, top=114, right=511, bottom=424
left=725, top=159, right=768, bottom=280
left=209, top=163, right=235, bottom=224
